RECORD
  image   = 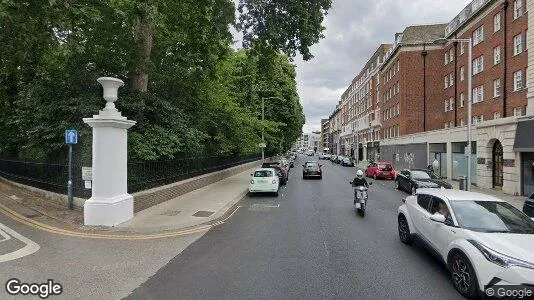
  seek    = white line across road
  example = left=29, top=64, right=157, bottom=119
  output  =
left=0, top=222, right=40, bottom=263
left=0, top=227, right=11, bottom=243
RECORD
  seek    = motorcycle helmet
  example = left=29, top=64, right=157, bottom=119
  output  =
left=356, top=169, right=364, bottom=179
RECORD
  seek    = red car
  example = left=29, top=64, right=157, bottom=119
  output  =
left=365, top=162, right=396, bottom=180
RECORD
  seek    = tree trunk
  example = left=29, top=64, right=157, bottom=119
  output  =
left=132, top=4, right=156, bottom=92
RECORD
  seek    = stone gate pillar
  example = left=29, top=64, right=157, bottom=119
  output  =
left=83, top=77, right=136, bottom=226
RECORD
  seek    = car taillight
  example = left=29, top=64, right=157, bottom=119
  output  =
left=272, top=179, right=277, bottom=184
left=250, top=179, right=254, bottom=184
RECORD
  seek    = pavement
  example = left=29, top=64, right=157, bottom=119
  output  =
left=125, top=155, right=463, bottom=299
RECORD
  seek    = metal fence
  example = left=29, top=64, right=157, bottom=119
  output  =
left=0, top=153, right=261, bottom=198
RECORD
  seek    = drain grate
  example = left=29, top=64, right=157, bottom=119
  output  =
left=162, top=210, right=181, bottom=216
left=192, top=210, right=214, bottom=218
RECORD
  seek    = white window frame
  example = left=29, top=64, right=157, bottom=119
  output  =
left=445, top=52, right=449, bottom=65
left=473, top=56, right=484, bottom=75
left=473, top=26, right=484, bottom=46
left=444, top=123, right=449, bottom=129
left=444, top=76, right=449, bottom=89
left=494, top=111, right=501, bottom=119
left=460, top=42, right=465, bottom=55
left=514, top=70, right=523, bottom=91
left=494, top=13, right=501, bottom=33
left=449, top=73, right=454, bottom=86
left=494, top=46, right=501, bottom=65
left=514, top=107, right=524, bottom=116
left=514, top=0, right=522, bottom=19
left=449, top=49, right=454, bottom=62
left=460, top=119, right=465, bottom=126
left=473, top=85, right=484, bottom=103
left=460, top=66, right=465, bottom=81
left=449, top=97, right=454, bottom=111
left=460, top=93, right=465, bottom=107
left=444, top=100, right=449, bottom=112
left=513, top=34, right=522, bottom=56
left=450, top=121, right=454, bottom=128
left=493, top=79, right=501, bottom=97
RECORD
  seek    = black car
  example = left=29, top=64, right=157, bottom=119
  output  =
left=303, top=161, right=322, bottom=179
left=261, top=162, right=288, bottom=185
left=395, top=169, right=452, bottom=195
left=523, top=193, right=534, bottom=218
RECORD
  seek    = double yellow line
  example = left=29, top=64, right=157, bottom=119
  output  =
left=0, top=202, right=241, bottom=240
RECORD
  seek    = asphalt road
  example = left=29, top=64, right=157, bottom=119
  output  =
left=126, top=155, right=463, bottom=300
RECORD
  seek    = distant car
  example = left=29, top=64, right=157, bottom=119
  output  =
left=341, top=157, right=354, bottom=167
left=303, top=161, right=322, bottom=179
left=306, top=150, right=314, bottom=156
left=249, top=168, right=280, bottom=196
left=318, top=153, right=327, bottom=160
left=330, top=155, right=337, bottom=163
left=261, top=161, right=288, bottom=185
left=523, top=193, right=534, bottom=218
left=365, top=162, right=395, bottom=180
left=335, top=156, right=345, bottom=164
left=395, top=169, right=453, bottom=195
left=398, top=189, right=534, bottom=298
left=323, top=153, right=331, bottom=160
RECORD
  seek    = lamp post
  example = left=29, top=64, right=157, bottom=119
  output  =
left=434, top=37, right=473, bottom=191
left=261, top=96, right=283, bottom=162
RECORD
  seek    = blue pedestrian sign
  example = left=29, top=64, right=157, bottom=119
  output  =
left=65, top=129, right=78, bottom=145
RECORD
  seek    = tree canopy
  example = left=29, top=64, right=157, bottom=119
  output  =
left=0, top=0, right=329, bottom=162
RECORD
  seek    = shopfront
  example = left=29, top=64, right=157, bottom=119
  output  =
left=514, top=119, right=534, bottom=196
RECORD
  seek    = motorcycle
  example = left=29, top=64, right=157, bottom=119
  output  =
left=349, top=181, right=372, bottom=216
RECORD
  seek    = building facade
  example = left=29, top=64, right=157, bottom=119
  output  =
left=329, top=0, right=532, bottom=196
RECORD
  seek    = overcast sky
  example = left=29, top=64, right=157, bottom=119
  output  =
left=293, top=0, right=472, bottom=133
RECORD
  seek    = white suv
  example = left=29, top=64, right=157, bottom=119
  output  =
left=398, top=189, right=534, bottom=298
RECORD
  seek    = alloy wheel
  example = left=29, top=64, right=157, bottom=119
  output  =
left=451, top=257, right=471, bottom=295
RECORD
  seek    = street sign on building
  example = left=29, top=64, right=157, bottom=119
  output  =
left=65, top=129, right=78, bottom=144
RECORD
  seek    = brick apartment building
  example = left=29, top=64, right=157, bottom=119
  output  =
left=331, top=0, right=534, bottom=196
left=320, top=119, right=330, bottom=152
left=339, top=44, right=391, bottom=161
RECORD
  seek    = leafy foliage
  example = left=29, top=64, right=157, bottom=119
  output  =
left=0, top=0, right=314, bottom=162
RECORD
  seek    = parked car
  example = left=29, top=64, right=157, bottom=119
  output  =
left=323, top=153, right=331, bottom=160
left=249, top=168, right=280, bottom=196
left=302, top=161, right=322, bottom=179
left=365, top=162, right=396, bottom=180
left=330, top=155, right=338, bottom=163
left=318, top=153, right=325, bottom=160
left=261, top=161, right=288, bottom=185
left=395, top=169, right=453, bottom=195
left=306, top=150, right=314, bottom=156
left=523, top=193, right=534, bottom=218
left=340, top=157, right=354, bottom=167
left=398, top=189, right=534, bottom=298
left=335, top=156, right=345, bottom=164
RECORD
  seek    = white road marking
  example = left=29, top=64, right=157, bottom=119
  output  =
left=0, top=222, right=40, bottom=263
left=0, top=228, right=11, bottom=243
left=264, top=204, right=280, bottom=208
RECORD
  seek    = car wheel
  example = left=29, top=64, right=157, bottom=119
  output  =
left=449, top=252, right=479, bottom=299
left=274, top=191, right=279, bottom=197
left=411, top=185, right=417, bottom=195
left=398, top=215, right=413, bottom=245
left=319, top=176, right=322, bottom=180
left=395, top=180, right=400, bottom=190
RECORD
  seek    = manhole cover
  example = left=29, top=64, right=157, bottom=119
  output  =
left=192, top=211, right=214, bottom=217
left=162, top=210, right=181, bottom=216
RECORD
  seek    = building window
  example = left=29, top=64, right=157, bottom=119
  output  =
left=444, top=76, right=449, bottom=89
left=449, top=48, right=454, bottom=62
left=494, top=79, right=501, bottom=97
left=473, top=26, right=484, bottom=46
left=449, top=73, right=454, bottom=86
left=460, top=66, right=465, bottom=81
left=460, top=42, right=465, bottom=55
left=444, top=52, right=449, bottom=65
left=460, top=119, right=465, bottom=126
left=494, top=111, right=501, bottom=119
left=450, top=121, right=454, bottom=128
left=473, top=56, right=484, bottom=75
left=513, top=34, right=522, bottom=56
left=494, top=46, right=501, bottom=65
left=514, top=70, right=523, bottom=91
left=460, top=93, right=465, bottom=107
left=514, top=0, right=522, bottom=19
left=444, top=100, right=449, bottom=112
left=473, top=115, right=484, bottom=124
left=449, top=97, right=454, bottom=111
left=473, top=85, right=484, bottom=103
left=514, top=107, right=525, bottom=116
left=494, top=13, right=501, bottom=33
left=444, top=123, right=449, bottom=129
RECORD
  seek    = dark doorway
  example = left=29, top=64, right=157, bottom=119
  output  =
left=493, top=140, right=503, bottom=188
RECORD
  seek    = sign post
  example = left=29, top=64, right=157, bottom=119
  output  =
left=65, top=129, right=78, bottom=210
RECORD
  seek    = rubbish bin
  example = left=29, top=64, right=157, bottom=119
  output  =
left=459, top=175, right=466, bottom=191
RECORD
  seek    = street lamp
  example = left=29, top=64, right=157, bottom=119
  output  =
left=261, top=96, right=284, bottom=162
left=434, top=37, right=473, bottom=191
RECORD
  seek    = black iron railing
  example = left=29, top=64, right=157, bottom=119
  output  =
left=0, top=153, right=261, bottom=198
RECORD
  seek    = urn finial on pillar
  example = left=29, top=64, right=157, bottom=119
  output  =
left=83, top=76, right=136, bottom=226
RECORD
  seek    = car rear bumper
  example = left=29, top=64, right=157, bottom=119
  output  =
left=249, top=187, right=278, bottom=193
left=376, top=173, right=394, bottom=179
left=304, top=173, right=322, bottom=177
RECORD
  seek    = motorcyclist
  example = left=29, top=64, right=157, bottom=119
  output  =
left=352, top=169, right=369, bottom=204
